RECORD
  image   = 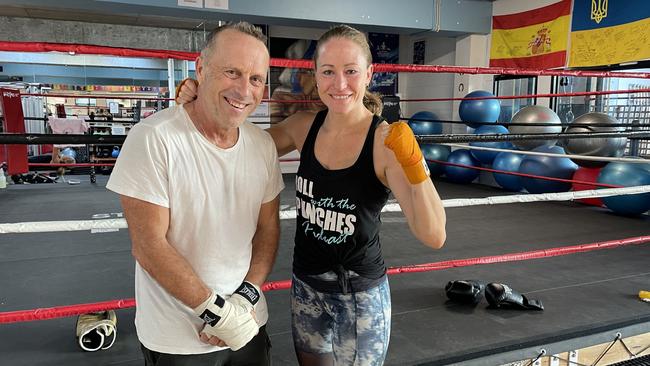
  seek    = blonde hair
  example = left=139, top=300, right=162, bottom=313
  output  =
left=314, top=25, right=383, bottom=115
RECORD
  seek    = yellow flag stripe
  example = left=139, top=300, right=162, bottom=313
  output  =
left=491, top=14, right=570, bottom=60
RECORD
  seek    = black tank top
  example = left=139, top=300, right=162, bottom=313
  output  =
left=293, top=110, right=390, bottom=293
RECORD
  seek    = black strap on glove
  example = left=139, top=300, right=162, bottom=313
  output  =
left=445, top=280, right=485, bottom=305
left=232, top=281, right=261, bottom=306
left=485, top=283, right=544, bottom=311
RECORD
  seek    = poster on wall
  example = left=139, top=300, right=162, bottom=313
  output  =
left=269, top=37, right=323, bottom=123
left=413, top=40, right=426, bottom=65
left=368, top=32, right=399, bottom=96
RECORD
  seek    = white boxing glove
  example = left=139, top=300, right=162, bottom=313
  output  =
left=75, top=310, right=117, bottom=352
left=193, top=290, right=259, bottom=351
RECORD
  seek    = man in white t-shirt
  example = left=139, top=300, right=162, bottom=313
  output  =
left=106, top=22, right=284, bottom=366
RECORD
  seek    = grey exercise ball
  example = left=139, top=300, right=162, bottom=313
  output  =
left=508, top=105, right=562, bottom=150
left=562, top=112, right=627, bottom=168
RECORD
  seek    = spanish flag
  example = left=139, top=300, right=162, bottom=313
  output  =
left=569, top=0, right=650, bottom=67
left=490, top=0, right=571, bottom=69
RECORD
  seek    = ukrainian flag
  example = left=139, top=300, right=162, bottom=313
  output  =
left=569, top=0, right=650, bottom=67
left=490, top=0, right=571, bottom=69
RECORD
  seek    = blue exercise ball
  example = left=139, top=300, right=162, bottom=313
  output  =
left=639, top=162, right=650, bottom=173
left=519, top=145, right=578, bottom=193
left=469, top=125, right=514, bottom=164
left=421, top=144, right=451, bottom=177
left=638, top=162, right=650, bottom=174
left=492, top=151, right=524, bottom=191
left=445, top=149, right=480, bottom=184
left=408, top=111, right=442, bottom=135
left=459, top=90, right=501, bottom=129
left=597, top=162, right=650, bottom=215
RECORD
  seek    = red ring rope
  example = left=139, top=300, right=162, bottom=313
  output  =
left=1, top=235, right=647, bottom=323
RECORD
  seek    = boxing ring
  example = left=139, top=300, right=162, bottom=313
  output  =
left=1, top=43, right=650, bottom=366
left=0, top=175, right=648, bottom=365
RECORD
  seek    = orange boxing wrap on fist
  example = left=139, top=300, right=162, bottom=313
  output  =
left=384, top=122, right=430, bottom=184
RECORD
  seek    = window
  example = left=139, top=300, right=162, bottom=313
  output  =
left=493, top=75, right=537, bottom=123
left=75, top=98, right=96, bottom=106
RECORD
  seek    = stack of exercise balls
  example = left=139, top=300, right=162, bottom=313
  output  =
left=501, top=105, right=576, bottom=193
left=505, top=106, right=649, bottom=215
left=438, top=90, right=501, bottom=183
left=423, top=95, right=650, bottom=216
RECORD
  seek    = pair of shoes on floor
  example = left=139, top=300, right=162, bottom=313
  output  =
left=75, top=310, right=117, bottom=352
left=445, top=280, right=544, bottom=310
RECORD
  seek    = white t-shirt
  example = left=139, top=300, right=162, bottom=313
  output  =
left=106, top=105, right=284, bottom=354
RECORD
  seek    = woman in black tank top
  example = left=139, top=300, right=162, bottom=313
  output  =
left=276, top=26, right=447, bottom=366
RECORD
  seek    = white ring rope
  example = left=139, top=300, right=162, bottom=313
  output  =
left=406, top=184, right=650, bottom=209
left=0, top=218, right=128, bottom=234
left=1, top=185, right=649, bottom=234
left=442, top=143, right=650, bottom=164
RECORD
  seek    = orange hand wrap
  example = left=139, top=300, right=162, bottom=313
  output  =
left=384, top=122, right=430, bottom=184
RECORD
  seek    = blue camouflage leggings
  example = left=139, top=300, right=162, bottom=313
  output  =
left=291, top=274, right=391, bottom=365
